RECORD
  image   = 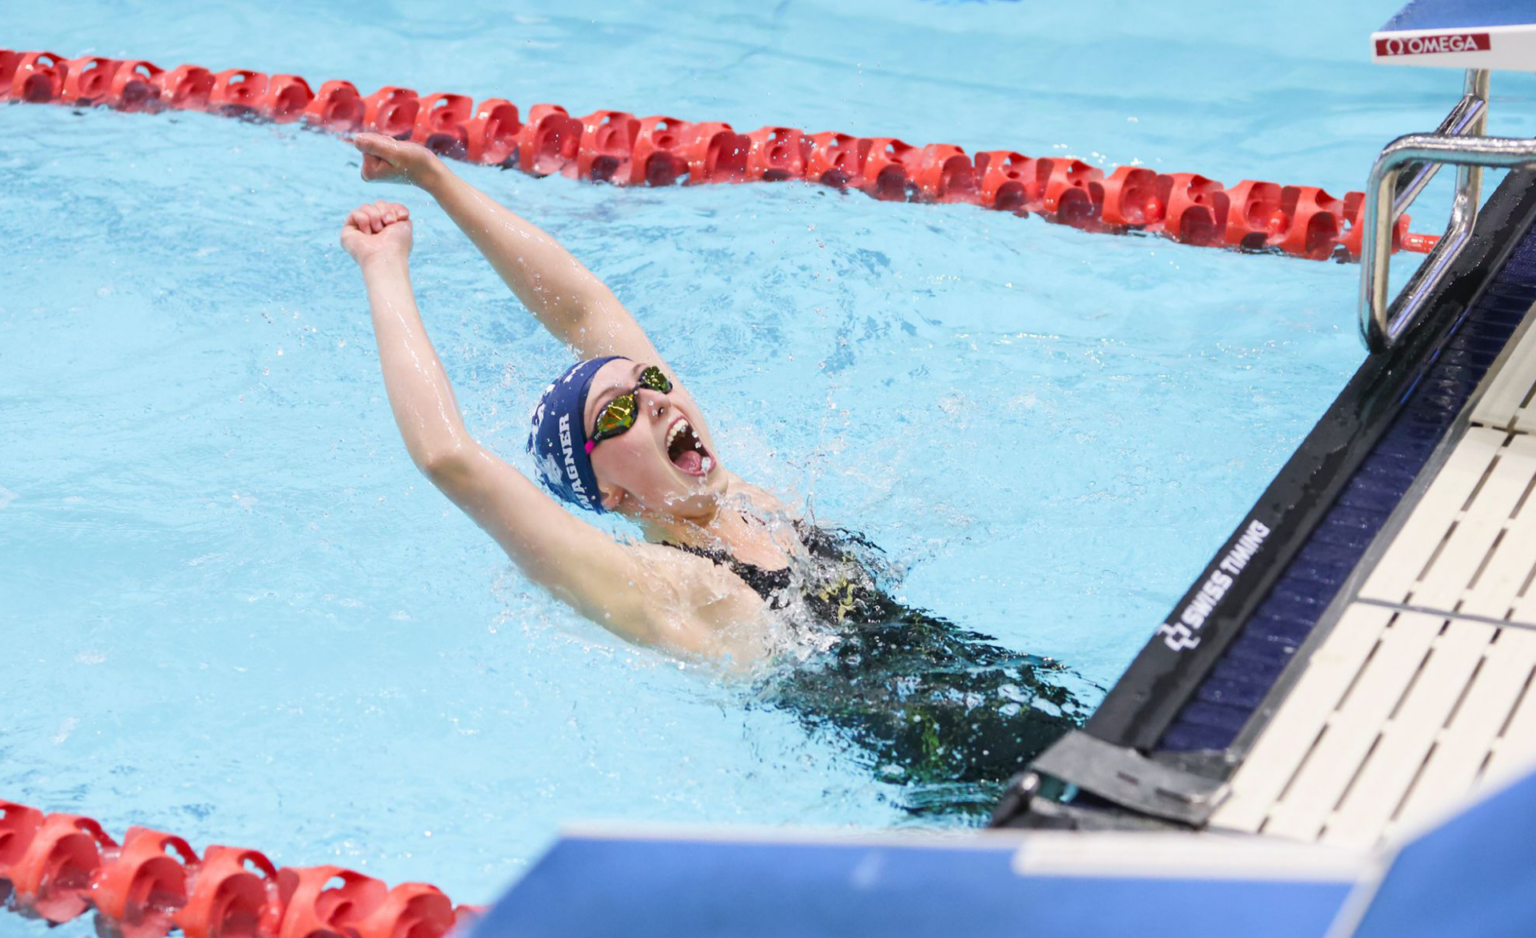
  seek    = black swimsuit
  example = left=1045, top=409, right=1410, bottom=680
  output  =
left=666, top=521, right=1091, bottom=818
left=664, top=537, right=794, bottom=607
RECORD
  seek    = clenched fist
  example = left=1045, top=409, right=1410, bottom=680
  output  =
left=354, top=132, right=443, bottom=186
left=340, top=200, right=412, bottom=268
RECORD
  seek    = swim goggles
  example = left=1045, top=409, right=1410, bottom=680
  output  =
left=585, top=365, right=674, bottom=453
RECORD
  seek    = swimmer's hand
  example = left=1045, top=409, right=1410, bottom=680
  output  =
left=354, top=132, right=443, bottom=186
left=341, top=200, right=412, bottom=267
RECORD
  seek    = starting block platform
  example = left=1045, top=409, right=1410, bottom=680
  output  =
left=1373, top=0, right=1536, bottom=70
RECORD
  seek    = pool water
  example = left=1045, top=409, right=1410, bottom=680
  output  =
left=6, top=0, right=1536, bottom=912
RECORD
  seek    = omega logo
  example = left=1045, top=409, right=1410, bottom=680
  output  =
left=1375, top=32, right=1491, bottom=56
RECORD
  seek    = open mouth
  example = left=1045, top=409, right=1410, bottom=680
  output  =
left=665, top=416, right=714, bottom=477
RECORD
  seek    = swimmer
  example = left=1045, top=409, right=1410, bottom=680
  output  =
left=341, top=133, right=1090, bottom=814
left=341, top=134, right=805, bottom=667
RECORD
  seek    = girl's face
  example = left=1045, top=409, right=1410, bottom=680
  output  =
left=583, top=358, right=726, bottom=518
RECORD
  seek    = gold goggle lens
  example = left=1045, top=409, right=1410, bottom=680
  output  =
left=639, top=366, right=673, bottom=393
left=595, top=394, right=638, bottom=436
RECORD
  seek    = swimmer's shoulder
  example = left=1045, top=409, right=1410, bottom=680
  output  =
left=628, top=539, right=764, bottom=602
left=624, top=539, right=777, bottom=661
left=722, top=472, right=795, bottom=519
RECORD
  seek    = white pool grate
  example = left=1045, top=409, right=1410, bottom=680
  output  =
left=1211, top=315, right=1536, bottom=849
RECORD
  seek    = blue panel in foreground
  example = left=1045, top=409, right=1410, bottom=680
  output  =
left=470, top=834, right=1352, bottom=938
left=1352, top=763, right=1536, bottom=938
left=1382, top=0, right=1536, bottom=32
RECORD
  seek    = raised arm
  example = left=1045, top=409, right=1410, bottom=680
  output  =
left=340, top=200, right=669, bottom=645
left=352, top=133, right=664, bottom=367
left=339, top=201, right=767, bottom=662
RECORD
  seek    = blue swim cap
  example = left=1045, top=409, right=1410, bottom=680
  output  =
left=526, top=355, right=623, bottom=513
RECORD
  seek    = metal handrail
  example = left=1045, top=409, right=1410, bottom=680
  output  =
left=1355, top=70, right=1536, bottom=351
left=1390, top=87, right=1487, bottom=219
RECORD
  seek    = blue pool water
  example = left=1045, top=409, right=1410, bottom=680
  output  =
left=6, top=0, right=1536, bottom=912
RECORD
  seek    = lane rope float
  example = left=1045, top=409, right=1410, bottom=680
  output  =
left=1, top=48, right=1436, bottom=262
left=0, top=798, right=484, bottom=938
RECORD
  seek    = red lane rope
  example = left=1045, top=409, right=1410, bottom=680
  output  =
left=0, top=799, right=483, bottom=938
left=2, top=49, right=1434, bottom=261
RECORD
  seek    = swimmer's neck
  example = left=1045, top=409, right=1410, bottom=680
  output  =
left=635, top=474, right=786, bottom=553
